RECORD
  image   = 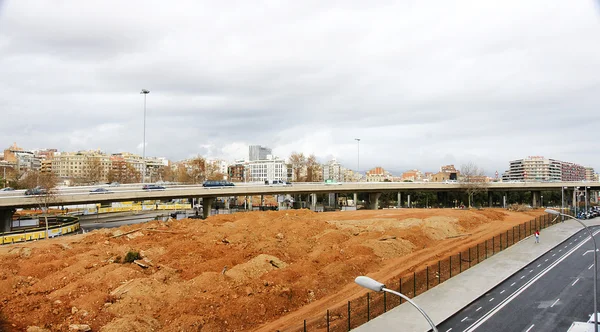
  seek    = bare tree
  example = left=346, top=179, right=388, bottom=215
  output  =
left=460, top=162, right=488, bottom=208
left=175, top=164, right=192, bottom=184
left=107, top=161, right=141, bottom=184
left=305, top=154, right=320, bottom=182
left=188, top=157, right=207, bottom=184
left=206, top=162, right=225, bottom=181
left=31, top=172, right=60, bottom=239
left=288, top=152, right=306, bottom=182
left=86, top=156, right=105, bottom=184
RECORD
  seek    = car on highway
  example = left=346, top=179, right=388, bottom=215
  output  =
left=25, top=186, right=47, bottom=196
left=0, top=187, right=14, bottom=191
left=90, top=188, right=112, bottom=194
left=264, top=180, right=291, bottom=186
left=202, top=180, right=235, bottom=187
left=143, top=184, right=166, bottom=190
left=108, top=182, right=120, bottom=187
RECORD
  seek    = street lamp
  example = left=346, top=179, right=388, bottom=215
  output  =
left=140, top=89, right=150, bottom=184
left=355, top=276, right=438, bottom=332
left=354, top=138, right=360, bottom=180
left=541, top=195, right=543, bottom=208
left=586, top=186, right=591, bottom=214
left=545, top=209, right=598, bottom=331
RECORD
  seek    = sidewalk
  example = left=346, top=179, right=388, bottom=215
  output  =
left=354, top=218, right=600, bottom=332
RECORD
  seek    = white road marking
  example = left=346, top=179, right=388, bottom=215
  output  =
left=461, top=317, right=468, bottom=322
left=463, top=230, right=600, bottom=332
left=529, top=270, right=534, bottom=273
left=537, top=264, right=541, bottom=268
left=545, top=259, right=548, bottom=262
left=553, top=254, right=556, bottom=257
left=446, top=329, right=452, bottom=332
left=489, top=298, right=495, bottom=302
left=476, top=307, right=482, bottom=312
left=559, top=249, right=562, bottom=252
left=570, top=242, right=573, bottom=245
left=511, top=282, right=516, bottom=287
left=572, top=278, right=580, bottom=286
left=521, top=276, right=525, bottom=279
left=525, top=324, right=535, bottom=332
left=500, top=290, right=505, bottom=294
left=590, top=264, right=594, bottom=270
left=551, top=298, right=560, bottom=307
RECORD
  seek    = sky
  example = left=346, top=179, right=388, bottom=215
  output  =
left=1, top=1, right=599, bottom=176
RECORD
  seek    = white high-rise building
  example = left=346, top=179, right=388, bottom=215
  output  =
left=246, top=155, right=285, bottom=183
left=249, top=145, right=272, bottom=161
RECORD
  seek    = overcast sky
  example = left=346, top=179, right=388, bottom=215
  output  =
left=1, top=1, right=599, bottom=175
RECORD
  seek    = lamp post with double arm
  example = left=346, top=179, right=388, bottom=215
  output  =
left=140, top=89, right=150, bottom=183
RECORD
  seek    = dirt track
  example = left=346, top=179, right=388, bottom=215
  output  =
left=0, top=208, right=544, bottom=331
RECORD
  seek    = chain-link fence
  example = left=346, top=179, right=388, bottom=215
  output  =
left=284, top=211, right=568, bottom=331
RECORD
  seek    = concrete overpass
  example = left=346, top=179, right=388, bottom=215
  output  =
left=1, top=181, right=599, bottom=231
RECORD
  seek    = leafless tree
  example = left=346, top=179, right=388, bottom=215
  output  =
left=305, top=154, right=320, bottom=182
left=288, top=152, right=306, bottom=182
left=460, top=162, right=488, bottom=208
left=32, top=172, right=60, bottom=239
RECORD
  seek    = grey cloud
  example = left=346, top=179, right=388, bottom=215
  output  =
left=1, top=0, right=600, bottom=175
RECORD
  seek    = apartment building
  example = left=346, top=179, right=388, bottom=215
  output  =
left=246, top=156, right=286, bottom=183
left=366, top=167, right=392, bottom=182
left=323, top=159, right=345, bottom=182
left=504, top=156, right=587, bottom=182
left=52, top=150, right=112, bottom=182
left=400, top=169, right=423, bottom=182
left=227, top=162, right=246, bottom=182
left=585, top=167, right=596, bottom=181
left=431, top=164, right=460, bottom=182
left=3, top=143, right=40, bottom=172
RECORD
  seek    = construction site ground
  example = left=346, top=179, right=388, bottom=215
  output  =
left=0, top=207, right=545, bottom=331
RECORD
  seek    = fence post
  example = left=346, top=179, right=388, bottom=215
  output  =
left=506, top=230, right=509, bottom=247
left=477, top=244, right=480, bottom=263
left=469, top=247, right=472, bottom=268
left=512, top=227, right=515, bottom=244
left=450, top=256, right=452, bottom=278
left=459, top=252, right=462, bottom=273
left=500, top=233, right=503, bottom=250
left=367, top=293, right=370, bottom=321
left=347, top=301, right=351, bottom=331
left=304, top=320, right=307, bottom=332
left=384, top=292, right=387, bottom=313
left=438, top=260, right=441, bottom=284
left=492, top=237, right=495, bottom=255
left=426, top=266, right=430, bottom=290
left=413, top=272, right=416, bottom=296
left=399, top=277, right=402, bottom=304
left=327, top=310, right=330, bottom=332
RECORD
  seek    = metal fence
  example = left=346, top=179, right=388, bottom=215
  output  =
left=285, top=211, right=569, bottom=331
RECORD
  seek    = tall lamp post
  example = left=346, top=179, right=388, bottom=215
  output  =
left=354, top=138, right=360, bottom=180
left=545, top=209, right=598, bottom=331
left=541, top=195, right=543, bottom=208
left=355, top=276, right=438, bottom=331
left=140, top=89, right=150, bottom=183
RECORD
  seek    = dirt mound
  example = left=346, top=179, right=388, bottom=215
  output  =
left=0, top=208, right=546, bottom=331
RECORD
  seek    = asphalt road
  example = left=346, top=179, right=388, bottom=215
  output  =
left=437, top=227, right=600, bottom=332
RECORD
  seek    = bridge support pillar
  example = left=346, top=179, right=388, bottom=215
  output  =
left=353, top=193, right=358, bottom=207
left=225, top=198, right=230, bottom=210
left=247, top=196, right=253, bottom=211
left=203, top=197, right=215, bottom=219
left=261, top=195, right=265, bottom=209
left=367, top=193, right=381, bottom=210
left=397, top=192, right=401, bottom=208
left=407, top=194, right=411, bottom=208
left=311, top=193, right=317, bottom=210
left=532, top=191, right=541, bottom=208
left=488, top=191, right=493, bottom=208
left=0, top=208, right=13, bottom=233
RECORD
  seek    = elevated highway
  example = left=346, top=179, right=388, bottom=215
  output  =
left=1, top=181, right=598, bottom=230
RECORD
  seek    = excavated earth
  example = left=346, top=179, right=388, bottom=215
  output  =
left=0, top=208, right=545, bottom=331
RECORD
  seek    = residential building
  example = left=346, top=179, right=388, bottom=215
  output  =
left=207, top=159, right=229, bottom=180
left=366, top=167, right=392, bottom=182
left=3, top=143, right=40, bottom=172
left=585, top=167, right=596, bottom=181
left=400, top=169, right=423, bottom=182
left=249, top=145, right=272, bottom=161
left=431, top=165, right=460, bottom=182
left=52, top=150, right=111, bottom=182
left=504, top=156, right=588, bottom=182
left=246, top=156, right=286, bottom=183
left=227, top=162, right=246, bottom=182
left=323, top=159, right=345, bottom=182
